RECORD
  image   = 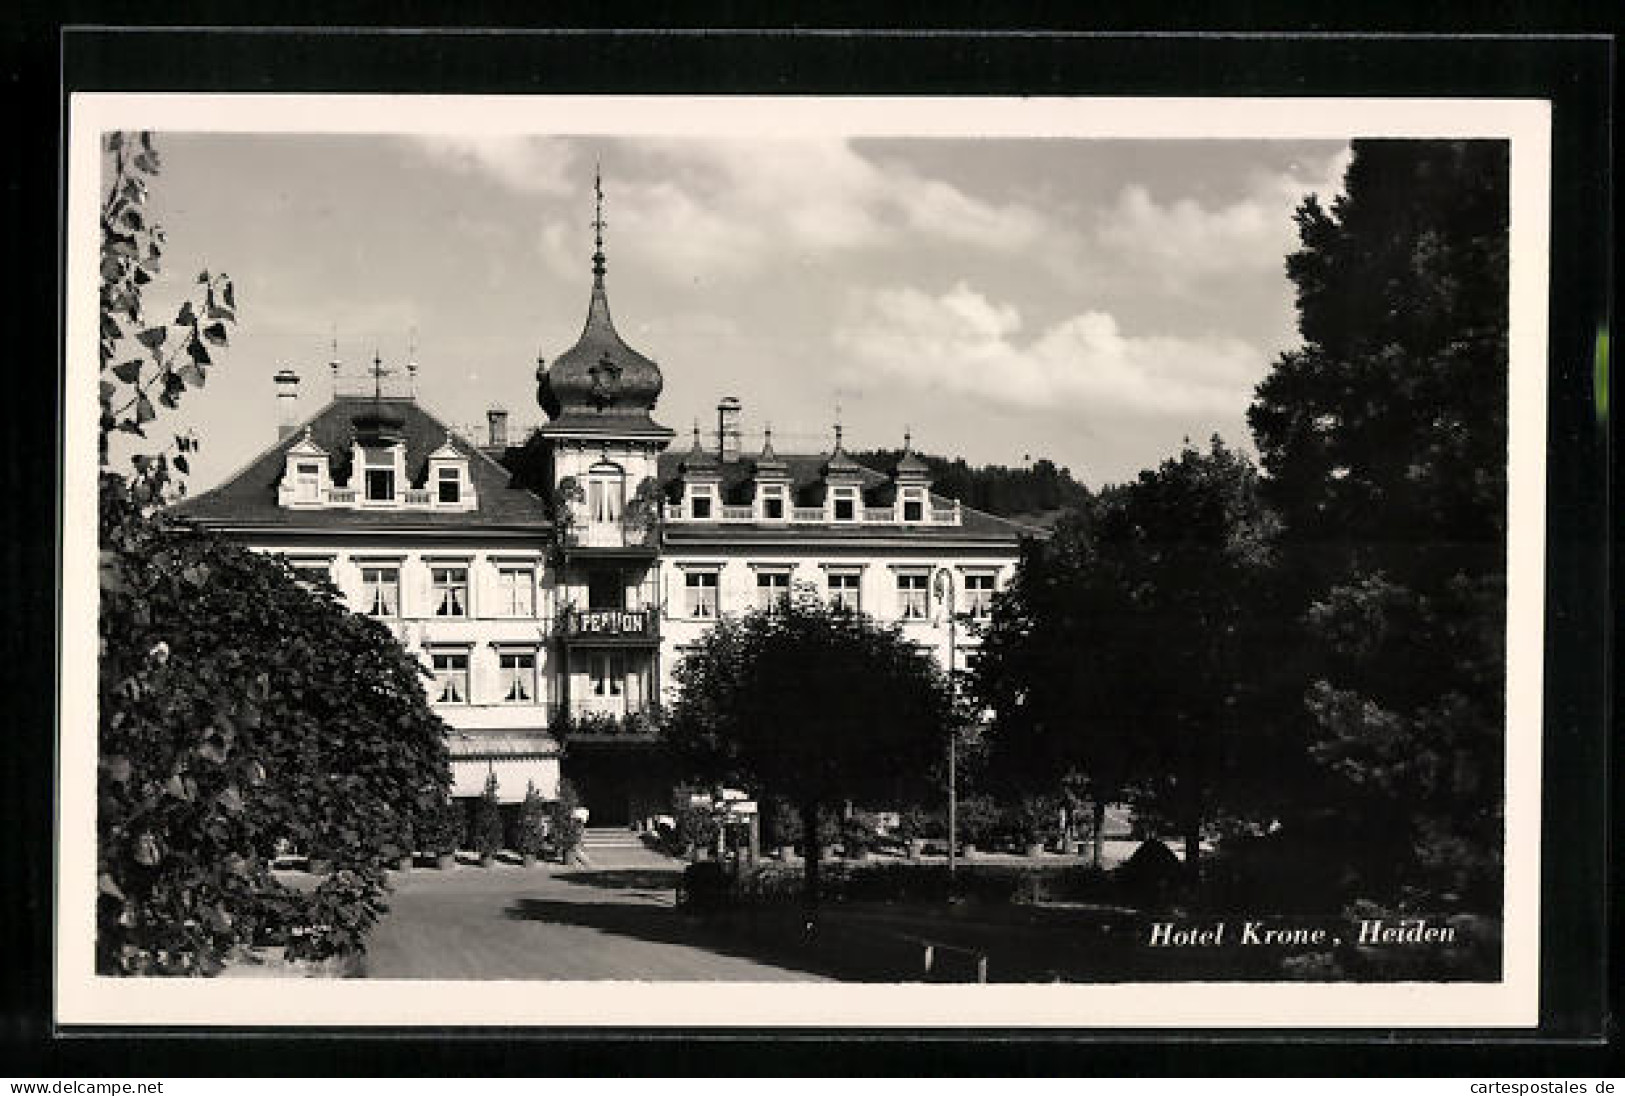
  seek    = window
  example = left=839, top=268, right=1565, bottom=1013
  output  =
left=590, top=652, right=626, bottom=697
left=499, top=651, right=536, bottom=703
left=685, top=570, right=719, bottom=618
left=430, top=651, right=469, bottom=704
left=828, top=571, right=861, bottom=611
left=760, top=487, right=785, bottom=520
left=294, top=463, right=320, bottom=503
left=587, top=466, right=625, bottom=524
left=288, top=559, right=330, bottom=587
left=495, top=566, right=535, bottom=616
left=432, top=566, right=469, bottom=617
left=902, top=490, right=924, bottom=523
left=689, top=489, right=713, bottom=520
left=833, top=490, right=856, bottom=522
left=437, top=467, right=461, bottom=504
left=964, top=573, right=996, bottom=619
left=756, top=570, right=790, bottom=611
left=365, top=468, right=395, bottom=501
left=897, top=572, right=930, bottom=620
left=360, top=565, right=399, bottom=617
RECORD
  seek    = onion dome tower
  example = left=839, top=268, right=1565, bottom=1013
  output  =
left=535, top=167, right=671, bottom=442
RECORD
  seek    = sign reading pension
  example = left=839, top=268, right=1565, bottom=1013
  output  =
left=572, top=608, right=649, bottom=636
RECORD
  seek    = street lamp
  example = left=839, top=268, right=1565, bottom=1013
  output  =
left=932, top=567, right=959, bottom=876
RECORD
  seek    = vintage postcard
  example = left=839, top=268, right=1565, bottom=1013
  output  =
left=60, top=91, right=1549, bottom=1029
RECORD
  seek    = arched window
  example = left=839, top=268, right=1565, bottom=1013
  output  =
left=586, top=462, right=625, bottom=525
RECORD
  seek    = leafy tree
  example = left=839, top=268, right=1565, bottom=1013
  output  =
left=1247, top=140, right=1508, bottom=905
left=663, top=587, right=955, bottom=902
left=974, top=438, right=1281, bottom=871
left=96, top=131, right=452, bottom=973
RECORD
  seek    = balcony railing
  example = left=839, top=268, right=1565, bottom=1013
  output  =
left=555, top=605, right=659, bottom=642
left=552, top=702, right=661, bottom=739
left=661, top=499, right=965, bottom=527
left=560, top=518, right=658, bottom=550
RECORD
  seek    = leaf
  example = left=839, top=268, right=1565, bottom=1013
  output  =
left=164, top=775, right=190, bottom=800
left=135, top=394, right=156, bottom=425
left=136, top=326, right=167, bottom=350
left=178, top=360, right=205, bottom=388
left=187, top=338, right=212, bottom=368
left=175, top=300, right=197, bottom=328
left=216, top=785, right=244, bottom=813
left=202, top=321, right=229, bottom=347
left=174, top=454, right=189, bottom=475
left=98, top=873, right=126, bottom=900
left=112, top=360, right=142, bottom=384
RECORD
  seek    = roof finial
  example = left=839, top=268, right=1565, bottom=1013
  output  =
left=329, top=327, right=341, bottom=394
left=903, top=427, right=913, bottom=452
left=591, top=161, right=607, bottom=280
left=692, top=419, right=703, bottom=450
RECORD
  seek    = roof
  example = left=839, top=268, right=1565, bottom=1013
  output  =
left=446, top=732, right=559, bottom=760
left=170, top=396, right=553, bottom=531
left=654, top=451, right=1043, bottom=544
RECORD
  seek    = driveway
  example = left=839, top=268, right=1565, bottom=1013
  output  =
left=360, top=860, right=831, bottom=981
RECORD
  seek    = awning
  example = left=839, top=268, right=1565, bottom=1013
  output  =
left=445, top=732, right=558, bottom=760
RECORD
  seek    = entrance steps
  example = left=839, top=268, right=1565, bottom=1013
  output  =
left=571, top=828, right=684, bottom=870
left=580, top=827, right=654, bottom=849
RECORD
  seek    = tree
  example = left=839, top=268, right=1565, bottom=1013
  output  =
left=662, top=587, right=955, bottom=902
left=974, top=438, right=1282, bottom=871
left=515, top=781, right=549, bottom=863
left=1247, top=140, right=1508, bottom=905
left=472, top=771, right=504, bottom=863
left=96, top=132, right=452, bottom=973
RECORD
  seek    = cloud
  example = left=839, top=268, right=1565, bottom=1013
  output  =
left=833, top=282, right=1263, bottom=420
left=526, top=138, right=1046, bottom=283
left=1089, top=147, right=1352, bottom=291
left=407, top=135, right=578, bottom=195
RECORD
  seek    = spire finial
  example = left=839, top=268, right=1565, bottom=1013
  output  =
left=591, top=161, right=607, bottom=279
left=903, top=427, right=913, bottom=452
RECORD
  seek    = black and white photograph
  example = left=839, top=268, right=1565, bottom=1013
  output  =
left=57, top=90, right=1554, bottom=1030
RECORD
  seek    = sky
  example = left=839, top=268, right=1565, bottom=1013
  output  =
left=130, top=132, right=1351, bottom=493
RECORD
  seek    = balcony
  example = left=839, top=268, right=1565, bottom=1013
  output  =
left=551, top=702, right=661, bottom=743
left=558, top=516, right=659, bottom=561
left=555, top=605, right=659, bottom=647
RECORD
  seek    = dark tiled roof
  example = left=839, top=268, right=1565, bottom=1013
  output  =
left=171, top=397, right=553, bottom=530
left=654, top=451, right=1042, bottom=543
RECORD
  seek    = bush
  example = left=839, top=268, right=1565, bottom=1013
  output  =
left=515, top=781, right=550, bottom=860
left=954, top=795, right=1002, bottom=847
left=898, top=804, right=945, bottom=841
left=548, top=778, right=585, bottom=860
left=840, top=812, right=881, bottom=857
left=97, top=486, right=451, bottom=975
left=1007, top=794, right=1064, bottom=847
left=472, top=772, right=504, bottom=859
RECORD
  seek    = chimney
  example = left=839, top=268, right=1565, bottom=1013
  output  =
left=486, top=407, right=509, bottom=449
left=274, top=368, right=301, bottom=440
left=717, top=396, right=742, bottom=463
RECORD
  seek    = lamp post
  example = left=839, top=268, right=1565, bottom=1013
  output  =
left=932, top=568, right=958, bottom=877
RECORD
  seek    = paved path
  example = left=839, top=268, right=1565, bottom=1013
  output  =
left=361, top=860, right=830, bottom=981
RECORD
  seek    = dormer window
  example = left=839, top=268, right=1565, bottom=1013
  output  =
left=294, top=463, right=321, bottom=503
left=362, top=448, right=396, bottom=502
left=902, top=489, right=925, bottom=523
left=437, top=467, right=461, bottom=504
left=689, top=485, right=715, bottom=520
left=760, top=485, right=786, bottom=521
left=832, top=488, right=858, bottom=522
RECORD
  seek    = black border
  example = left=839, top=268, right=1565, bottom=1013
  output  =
left=5, top=21, right=1613, bottom=1076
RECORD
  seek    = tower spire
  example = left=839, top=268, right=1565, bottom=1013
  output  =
left=591, top=161, right=607, bottom=280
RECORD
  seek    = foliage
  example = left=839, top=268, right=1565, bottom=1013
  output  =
left=96, top=131, right=451, bottom=975
left=419, top=795, right=463, bottom=856
left=99, top=132, right=236, bottom=510
left=954, top=795, right=1002, bottom=848
left=622, top=475, right=664, bottom=544
left=548, top=778, right=586, bottom=859
left=851, top=449, right=1092, bottom=523
left=1006, top=795, right=1064, bottom=847
left=472, top=771, right=504, bottom=858
left=840, top=812, right=880, bottom=856
left=550, top=477, right=584, bottom=551
left=99, top=493, right=452, bottom=973
left=515, top=781, right=550, bottom=859
left=1246, top=140, right=1508, bottom=905
left=663, top=588, right=955, bottom=900
left=973, top=438, right=1282, bottom=868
